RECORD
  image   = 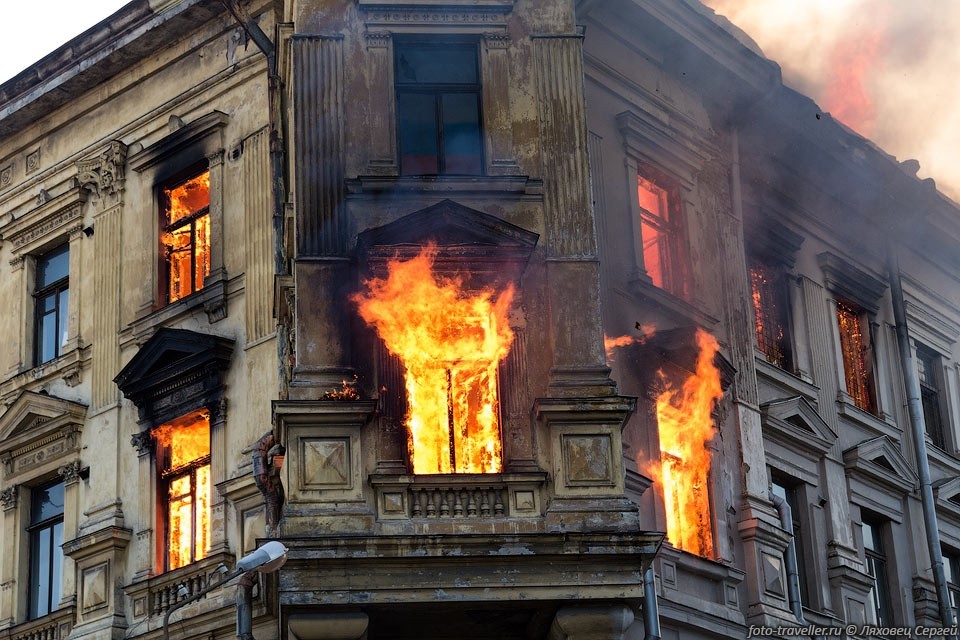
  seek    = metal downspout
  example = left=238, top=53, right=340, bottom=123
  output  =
left=888, top=244, right=956, bottom=629
left=643, top=567, right=661, bottom=640
left=769, top=491, right=806, bottom=624
left=236, top=571, right=257, bottom=640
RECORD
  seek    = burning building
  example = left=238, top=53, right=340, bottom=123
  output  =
left=0, top=0, right=959, bottom=639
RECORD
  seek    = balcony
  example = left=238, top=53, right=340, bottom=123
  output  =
left=0, top=606, right=74, bottom=640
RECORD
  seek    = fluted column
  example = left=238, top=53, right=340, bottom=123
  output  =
left=91, top=204, right=122, bottom=409
left=243, top=129, right=275, bottom=344
left=533, top=34, right=612, bottom=396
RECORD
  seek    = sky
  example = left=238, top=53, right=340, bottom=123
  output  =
left=702, top=0, right=960, bottom=201
left=1, top=0, right=957, bottom=201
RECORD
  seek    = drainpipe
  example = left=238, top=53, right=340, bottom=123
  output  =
left=642, top=567, right=661, bottom=640
left=888, top=244, right=956, bottom=629
left=768, top=491, right=806, bottom=625
left=236, top=571, right=257, bottom=640
left=218, top=0, right=286, bottom=276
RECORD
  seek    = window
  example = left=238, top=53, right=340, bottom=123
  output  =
left=395, top=39, right=483, bottom=176
left=28, top=480, right=64, bottom=620
left=154, top=410, right=211, bottom=571
left=749, top=255, right=793, bottom=370
left=943, top=550, right=960, bottom=623
left=771, top=478, right=810, bottom=605
left=636, top=167, right=687, bottom=298
left=917, top=346, right=946, bottom=449
left=862, top=518, right=894, bottom=626
left=836, top=299, right=877, bottom=414
left=160, top=166, right=211, bottom=304
left=34, top=245, right=69, bottom=365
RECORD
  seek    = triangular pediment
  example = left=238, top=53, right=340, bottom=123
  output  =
left=843, top=436, right=917, bottom=495
left=0, top=391, right=86, bottom=468
left=357, top=199, right=539, bottom=250
left=934, top=477, right=960, bottom=520
left=760, top=396, right=836, bottom=456
left=114, top=327, right=234, bottom=425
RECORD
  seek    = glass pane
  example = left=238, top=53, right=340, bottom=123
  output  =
left=42, top=294, right=56, bottom=313
left=441, top=93, right=482, bottom=175
left=398, top=93, right=439, bottom=175
left=194, top=214, right=211, bottom=292
left=37, top=246, right=69, bottom=287
left=52, top=522, right=63, bottom=611
left=396, top=45, right=477, bottom=85
left=196, top=464, right=211, bottom=561
left=641, top=219, right=667, bottom=289
left=638, top=176, right=669, bottom=222
left=32, top=482, right=65, bottom=523
left=39, top=311, right=57, bottom=363
left=30, top=528, right=51, bottom=619
left=770, top=481, right=787, bottom=502
left=163, top=225, right=195, bottom=302
left=862, top=521, right=879, bottom=552
left=168, top=491, right=194, bottom=570
left=164, top=171, right=210, bottom=225
left=58, top=289, right=69, bottom=350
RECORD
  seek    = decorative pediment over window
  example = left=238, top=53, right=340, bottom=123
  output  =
left=0, top=391, right=86, bottom=480
left=760, top=396, right=836, bottom=456
left=934, top=477, right=960, bottom=523
left=843, top=436, right=917, bottom=495
left=114, top=327, right=234, bottom=426
left=817, top=252, right=887, bottom=314
left=357, top=198, right=539, bottom=289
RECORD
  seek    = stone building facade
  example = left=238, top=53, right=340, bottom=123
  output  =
left=0, top=0, right=959, bottom=639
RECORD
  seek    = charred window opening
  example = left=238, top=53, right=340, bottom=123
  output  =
left=636, top=167, right=687, bottom=299
left=749, top=255, right=793, bottom=371
left=354, top=249, right=512, bottom=475
left=916, top=345, right=946, bottom=449
left=649, top=329, right=721, bottom=559
left=154, top=410, right=211, bottom=571
left=395, top=39, right=483, bottom=176
left=161, top=166, right=211, bottom=304
left=835, top=299, right=877, bottom=414
left=34, top=244, right=69, bottom=365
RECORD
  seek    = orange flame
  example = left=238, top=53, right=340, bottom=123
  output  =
left=648, top=329, right=721, bottom=557
left=162, top=171, right=211, bottom=303
left=604, top=323, right=656, bottom=361
left=823, top=20, right=886, bottom=135
left=153, top=410, right=211, bottom=570
left=352, top=248, right=514, bottom=474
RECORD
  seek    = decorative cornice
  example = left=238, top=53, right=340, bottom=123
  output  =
left=483, top=31, right=511, bottom=48
left=364, top=30, right=392, bottom=48
left=77, top=140, right=127, bottom=202
left=817, top=252, right=887, bottom=314
left=9, top=203, right=82, bottom=251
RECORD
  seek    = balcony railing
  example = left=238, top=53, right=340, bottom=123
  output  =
left=124, top=552, right=235, bottom=620
left=0, top=606, right=74, bottom=640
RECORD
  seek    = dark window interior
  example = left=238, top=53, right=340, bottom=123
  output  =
left=34, top=245, right=69, bottom=365
left=28, top=480, right=64, bottom=619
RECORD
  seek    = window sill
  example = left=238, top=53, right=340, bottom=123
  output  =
left=345, top=175, right=543, bottom=198
left=835, top=393, right=899, bottom=440
left=0, top=346, right=84, bottom=397
left=4, top=605, right=75, bottom=640
left=623, top=276, right=719, bottom=329
left=125, top=278, right=227, bottom=345
left=754, top=354, right=820, bottom=404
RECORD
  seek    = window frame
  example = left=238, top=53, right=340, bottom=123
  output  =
left=33, top=244, right=70, bottom=366
left=835, top=297, right=878, bottom=415
left=862, top=516, right=895, bottom=626
left=770, top=475, right=811, bottom=606
left=158, top=163, right=211, bottom=306
left=916, top=344, right=947, bottom=450
left=26, top=479, right=65, bottom=621
left=749, top=253, right=794, bottom=372
left=633, top=164, right=688, bottom=300
left=393, top=36, right=485, bottom=177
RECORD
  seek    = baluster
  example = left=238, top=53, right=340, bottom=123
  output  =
left=467, top=490, right=478, bottom=517
left=453, top=489, right=465, bottom=517
left=412, top=489, right=423, bottom=517
left=494, top=489, right=505, bottom=516
left=425, top=490, right=437, bottom=517
left=480, top=489, right=491, bottom=517
left=439, top=490, right=451, bottom=516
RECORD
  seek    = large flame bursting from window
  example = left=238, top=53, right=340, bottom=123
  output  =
left=162, top=171, right=211, bottom=303
left=153, top=410, right=211, bottom=570
left=649, top=329, right=722, bottom=558
left=353, top=248, right=513, bottom=474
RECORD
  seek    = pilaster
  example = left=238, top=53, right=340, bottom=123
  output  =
left=242, top=129, right=275, bottom=345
